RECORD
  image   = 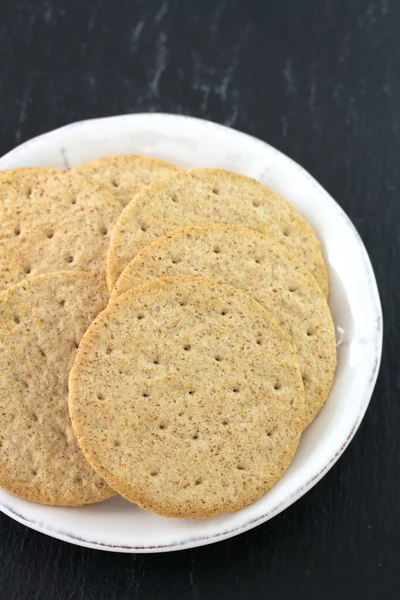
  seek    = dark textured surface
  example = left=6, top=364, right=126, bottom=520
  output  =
left=0, top=0, right=398, bottom=598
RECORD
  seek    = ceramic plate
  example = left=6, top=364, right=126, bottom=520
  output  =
left=0, top=114, right=382, bottom=552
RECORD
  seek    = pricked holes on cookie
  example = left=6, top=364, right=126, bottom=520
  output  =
left=14, top=225, right=21, bottom=236
left=170, top=194, right=178, bottom=203
left=273, top=380, right=282, bottom=391
left=100, top=226, right=108, bottom=236
left=140, top=224, right=148, bottom=232
left=213, top=245, right=221, bottom=254
left=111, top=179, right=119, bottom=188
left=171, top=256, right=182, bottom=265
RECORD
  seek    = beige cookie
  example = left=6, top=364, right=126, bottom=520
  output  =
left=0, top=271, right=116, bottom=505
left=72, top=155, right=183, bottom=206
left=0, top=167, right=64, bottom=181
left=69, top=275, right=305, bottom=518
left=0, top=168, right=121, bottom=292
left=105, top=169, right=328, bottom=295
left=111, top=224, right=336, bottom=426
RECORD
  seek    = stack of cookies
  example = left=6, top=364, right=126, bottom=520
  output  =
left=0, top=156, right=336, bottom=518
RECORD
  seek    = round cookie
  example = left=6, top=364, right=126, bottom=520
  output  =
left=72, top=155, right=183, bottom=206
left=111, top=224, right=336, bottom=426
left=105, top=169, right=328, bottom=294
left=69, top=275, right=305, bottom=518
left=0, top=168, right=121, bottom=292
left=0, top=271, right=116, bottom=506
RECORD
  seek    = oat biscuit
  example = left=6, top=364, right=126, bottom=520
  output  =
left=73, top=155, right=183, bottom=206
left=0, top=168, right=121, bottom=291
left=69, top=275, right=305, bottom=518
left=0, top=271, right=116, bottom=505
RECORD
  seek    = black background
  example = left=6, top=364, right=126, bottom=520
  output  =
left=0, top=0, right=399, bottom=598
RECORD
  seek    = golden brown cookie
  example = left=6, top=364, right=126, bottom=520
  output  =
left=0, top=271, right=116, bottom=505
left=0, top=168, right=121, bottom=292
left=111, top=224, right=336, bottom=426
left=72, top=155, right=183, bottom=206
left=69, top=275, right=305, bottom=518
left=105, top=169, right=328, bottom=294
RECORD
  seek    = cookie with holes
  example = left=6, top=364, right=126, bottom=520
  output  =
left=0, top=168, right=121, bottom=292
left=69, top=275, right=305, bottom=518
left=106, top=169, right=328, bottom=295
left=72, top=155, right=184, bottom=207
left=0, top=271, right=116, bottom=505
left=111, top=224, right=336, bottom=426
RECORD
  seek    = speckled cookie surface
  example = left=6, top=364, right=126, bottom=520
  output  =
left=69, top=275, right=305, bottom=518
left=0, top=168, right=121, bottom=292
left=111, top=224, right=336, bottom=426
left=72, top=155, right=183, bottom=206
left=0, top=167, right=65, bottom=181
left=0, top=271, right=115, bottom=506
left=106, top=169, right=328, bottom=294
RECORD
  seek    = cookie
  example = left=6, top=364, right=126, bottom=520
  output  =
left=0, top=168, right=121, bottom=292
left=105, top=169, right=328, bottom=294
left=0, top=271, right=116, bottom=505
left=111, top=224, right=336, bottom=426
left=0, top=167, right=64, bottom=181
left=72, top=155, right=183, bottom=206
left=69, top=275, right=305, bottom=518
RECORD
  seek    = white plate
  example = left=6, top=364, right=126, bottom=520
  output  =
left=0, top=113, right=382, bottom=553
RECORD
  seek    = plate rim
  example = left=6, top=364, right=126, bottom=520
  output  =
left=0, top=113, right=383, bottom=553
